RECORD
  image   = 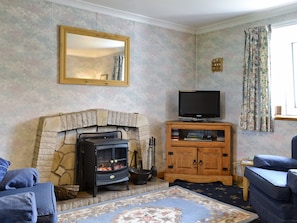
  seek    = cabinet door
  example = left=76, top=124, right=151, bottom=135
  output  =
left=166, top=147, right=197, bottom=175
left=198, top=147, right=222, bottom=175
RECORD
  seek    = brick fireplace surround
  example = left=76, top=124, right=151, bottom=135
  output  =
left=32, top=109, right=150, bottom=186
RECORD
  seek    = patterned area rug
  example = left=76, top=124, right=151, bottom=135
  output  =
left=58, top=186, right=258, bottom=223
left=170, top=180, right=263, bottom=223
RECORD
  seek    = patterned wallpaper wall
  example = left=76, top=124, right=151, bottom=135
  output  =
left=1, top=0, right=297, bottom=175
left=0, top=0, right=195, bottom=170
left=196, top=11, right=297, bottom=172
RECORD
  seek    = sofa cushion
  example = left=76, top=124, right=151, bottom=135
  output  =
left=0, top=158, right=10, bottom=183
left=0, top=168, right=39, bottom=190
left=0, top=192, right=37, bottom=223
left=244, top=166, right=290, bottom=201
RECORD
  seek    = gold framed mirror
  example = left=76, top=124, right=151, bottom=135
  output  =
left=59, top=25, right=130, bottom=86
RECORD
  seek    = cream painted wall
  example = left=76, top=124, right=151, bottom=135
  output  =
left=195, top=11, right=297, bottom=171
left=0, top=0, right=195, bottom=171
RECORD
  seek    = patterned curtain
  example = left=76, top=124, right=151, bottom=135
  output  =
left=112, top=55, right=124, bottom=80
left=239, top=25, right=274, bottom=132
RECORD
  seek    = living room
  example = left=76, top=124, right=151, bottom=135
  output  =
left=2, top=0, right=297, bottom=175
left=2, top=0, right=297, bottom=222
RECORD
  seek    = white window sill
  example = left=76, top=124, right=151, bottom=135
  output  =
left=274, top=115, right=297, bottom=121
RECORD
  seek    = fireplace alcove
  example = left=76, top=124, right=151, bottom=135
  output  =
left=32, top=109, right=150, bottom=187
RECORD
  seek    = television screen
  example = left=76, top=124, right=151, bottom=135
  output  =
left=179, top=90, right=220, bottom=120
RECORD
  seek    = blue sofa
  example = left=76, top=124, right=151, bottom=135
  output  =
left=0, top=162, right=57, bottom=223
left=244, top=135, right=297, bottom=223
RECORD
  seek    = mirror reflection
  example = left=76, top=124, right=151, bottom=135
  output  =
left=59, top=26, right=130, bottom=86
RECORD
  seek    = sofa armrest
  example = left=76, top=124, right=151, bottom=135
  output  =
left=0, top=192, right=37, bottom=223
left=287, top=169, right=297, bottom=193
left=254, top=155, right=297, bottom=171
left=0, top=182, right=57, bottom=223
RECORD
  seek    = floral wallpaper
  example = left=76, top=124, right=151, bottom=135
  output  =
left=0, top=0, right=195, bottom=170
left=1, top=0, right=297, bottom=176
left=196, top=12, right=297, bottom=174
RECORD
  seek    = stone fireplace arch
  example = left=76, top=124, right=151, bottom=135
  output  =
left=32, top=109, right=149, bottom=185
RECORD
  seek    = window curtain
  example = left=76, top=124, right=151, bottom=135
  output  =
left=112, top=55, right=124, bottom=80
left=239, top=25, right=274, bottom=132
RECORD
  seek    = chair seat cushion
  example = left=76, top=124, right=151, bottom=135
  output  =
left=244, top=166, right=290, bottom=201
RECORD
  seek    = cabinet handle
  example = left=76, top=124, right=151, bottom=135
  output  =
left=199, top=160, right=203, bottom=165
left=193, top=160, right=197, bottom=165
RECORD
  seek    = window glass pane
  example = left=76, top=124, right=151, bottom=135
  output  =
left=292, top=42, right=297, bottom=108
left=271, top=24, right=297, bottom=116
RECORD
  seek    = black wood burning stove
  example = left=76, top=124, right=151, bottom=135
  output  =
left=76, top=131, right=129, bottom=197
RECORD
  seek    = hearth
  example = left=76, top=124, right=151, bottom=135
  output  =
left=77, top=131, right=129, bottom=197
left=56, top=179, right=169, bottom=212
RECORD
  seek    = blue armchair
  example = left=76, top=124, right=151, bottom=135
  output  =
left=0, top=165, right=57, bottom=223
left=244, top=135, right=297, bottom=223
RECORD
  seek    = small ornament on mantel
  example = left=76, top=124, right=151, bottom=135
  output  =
left=212, top=58, right=223, bottom=72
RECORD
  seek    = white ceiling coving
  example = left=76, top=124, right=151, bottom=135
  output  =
left=48, top=0, right=297, bottom=33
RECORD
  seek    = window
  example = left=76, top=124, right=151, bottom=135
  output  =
left=271, top=24, right=297, bottom=117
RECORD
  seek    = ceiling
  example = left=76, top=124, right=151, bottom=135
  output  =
left=49, top=0, right=297, bottom=33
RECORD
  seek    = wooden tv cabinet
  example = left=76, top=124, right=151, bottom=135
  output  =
left=164, top=121, right=233, bottom=185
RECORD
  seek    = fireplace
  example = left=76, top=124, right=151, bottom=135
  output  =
left=32, top=109, right=150, bottom=187
left=77, top=131, right=129, bottom=197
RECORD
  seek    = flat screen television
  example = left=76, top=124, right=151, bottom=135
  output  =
left=178, top=90, right=220, bottom=120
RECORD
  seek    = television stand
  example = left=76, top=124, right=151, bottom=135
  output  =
left=165, top=121, right=232, bottom=185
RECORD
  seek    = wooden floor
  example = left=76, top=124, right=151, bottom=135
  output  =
left=57, top=178, right=169, bottom=212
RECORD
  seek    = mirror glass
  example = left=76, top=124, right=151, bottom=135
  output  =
left=59, top=26, right=130, bottom=86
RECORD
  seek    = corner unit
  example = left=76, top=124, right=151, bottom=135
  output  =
left=164, top=121, right=232, bottom=185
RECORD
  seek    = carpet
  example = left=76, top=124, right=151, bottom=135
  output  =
left=170, top=180, right=263, bottom=223
left=58, top=186, right=258, bottom=223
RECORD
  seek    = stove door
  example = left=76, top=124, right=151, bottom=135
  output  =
left=96, top=143, right=128, bottom=172
left=96, top=145, right=112, bottom=171
left=113, top=143, right=128, bottom=171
